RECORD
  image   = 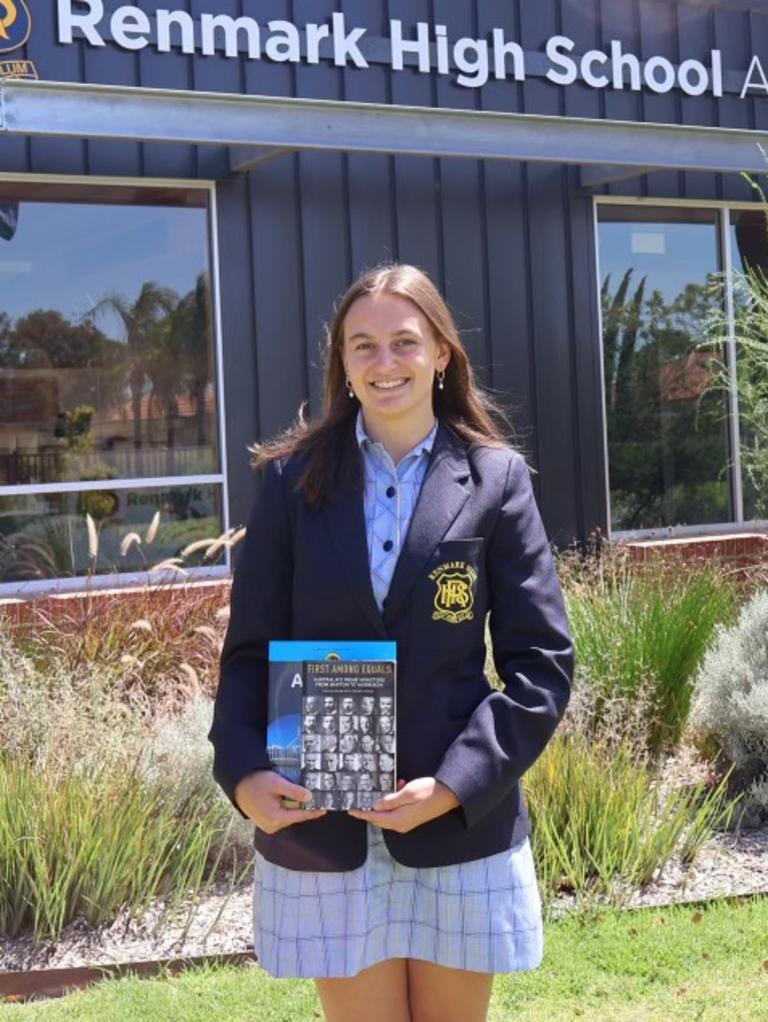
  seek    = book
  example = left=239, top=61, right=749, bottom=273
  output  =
left=267, top=640, right=397, bottom=811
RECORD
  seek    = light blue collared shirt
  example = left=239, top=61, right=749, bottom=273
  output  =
left=355, top=410, right=438, bottom=611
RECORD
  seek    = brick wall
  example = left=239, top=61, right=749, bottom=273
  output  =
left=622, top=532, right=768, bottom=581
left=0, top=578, right=232, bottom=627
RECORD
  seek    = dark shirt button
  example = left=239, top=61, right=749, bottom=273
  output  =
left=383, top=539, right=394, bottom=552
left=386, top=486, right=396, bottom=498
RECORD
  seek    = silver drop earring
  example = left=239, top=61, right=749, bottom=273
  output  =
left=345, top=376, right=355, bottom=399
left=437, top=369, right=445, bottom=391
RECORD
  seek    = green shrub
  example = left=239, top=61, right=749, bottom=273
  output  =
left=559, top=548, right=740, bottom=754
left=140, top=694, right=255, bottom=860
left=689, top=588, right=768, bottom=825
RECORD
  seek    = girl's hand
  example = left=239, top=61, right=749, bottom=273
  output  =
left=348, top=777, right=460, bottom=833
left=234, top=770, right=326, bottom=834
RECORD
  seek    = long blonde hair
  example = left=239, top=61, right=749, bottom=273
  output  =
left=252, top=263, right=515, bottom=505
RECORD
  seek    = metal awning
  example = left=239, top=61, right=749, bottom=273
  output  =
left=2, top=78, right=768, bottom=179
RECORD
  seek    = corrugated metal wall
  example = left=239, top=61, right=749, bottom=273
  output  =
left=3, top=0, right=765, bottom=544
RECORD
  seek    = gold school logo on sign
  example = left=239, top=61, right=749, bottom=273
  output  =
left=429, top=560, right=477, bottom=625
left=0, top=1, right=38, bottom=80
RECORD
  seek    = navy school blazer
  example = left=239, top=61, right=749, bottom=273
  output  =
left=208, top=420, right=574, bottom=871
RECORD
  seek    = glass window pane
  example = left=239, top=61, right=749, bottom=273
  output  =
left=730, top=208, right=768, bottom=523
left=0, top=184, right=219, bottom=485
left=0, top=483, right=224, bottom=584
left=597, top=207, right=731, bottom=532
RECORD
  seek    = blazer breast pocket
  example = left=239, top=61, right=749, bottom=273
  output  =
left=412, top=538, right=487, bottom=648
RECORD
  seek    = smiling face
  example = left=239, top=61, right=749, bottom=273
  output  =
left=342, top=292, right=450, bottom=439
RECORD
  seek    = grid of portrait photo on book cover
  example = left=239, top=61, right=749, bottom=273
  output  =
left=267, top=640, right=397, bottom=811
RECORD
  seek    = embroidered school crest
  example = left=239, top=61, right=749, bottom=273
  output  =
left=429, top=560, right=477, bottom=624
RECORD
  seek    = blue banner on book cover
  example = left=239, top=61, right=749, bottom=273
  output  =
left=268, top=640, right=397, bottom=810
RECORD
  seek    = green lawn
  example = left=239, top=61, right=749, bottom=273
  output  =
left=2, top=897, right=767, bottom=1022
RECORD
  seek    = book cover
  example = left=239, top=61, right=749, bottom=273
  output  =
left=267, top=640, right=397, bottom=811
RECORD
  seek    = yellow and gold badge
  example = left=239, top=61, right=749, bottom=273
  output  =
left=429, top=560, right=477, bottom=624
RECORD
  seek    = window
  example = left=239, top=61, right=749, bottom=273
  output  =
left=730, top=208, right=768, bottom=524
left=0, top=182, right=226, bottom=587
left=597, top=204, right=746, bottom=535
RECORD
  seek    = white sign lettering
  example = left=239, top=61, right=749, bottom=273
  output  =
left=58, top=0, right=104, bottom=46
left=741, top=55, right=768, bottom=99
left=51, top=4, right=753, bottom=102
left=390, top=20, right=430, bottom=74
left=111, top=6, right=150, bottom=51
left=546, top=34, right=722, bottom=97
left=156, top=10, right=194, bottom=54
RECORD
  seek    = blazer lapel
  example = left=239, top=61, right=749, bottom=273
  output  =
left=383, top=424, right=471, bottom=625
left=322, top=438, right=388, bottom=639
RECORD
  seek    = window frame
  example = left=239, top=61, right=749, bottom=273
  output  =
left=0, top=171, right=231, bottom=596
left=593, top=194, right=768, bottom=542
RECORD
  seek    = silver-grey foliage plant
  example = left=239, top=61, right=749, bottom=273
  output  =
left=690, top=588, right=768, bottom=818
left=141, top=693, right=255, bottom=857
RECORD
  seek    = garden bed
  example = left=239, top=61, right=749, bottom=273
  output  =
left=2, top=813, right=767, bottom=975
left=3, top=544, right=768, bottom=982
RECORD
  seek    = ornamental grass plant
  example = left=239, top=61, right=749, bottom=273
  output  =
left=0, top=598, right=247, bottom=943
left=555, top=542, right=742, bottom=755
left=487, top=660, right=739, bottom=914
left=524, top=729, right=735, bottom=915
left=0, top=629, right=152, bottom=774
left=0, top=755, right=234, bottom=941
left=485, top=543, right=747, bottom=914
left=10, top=580, right=230, bottom=703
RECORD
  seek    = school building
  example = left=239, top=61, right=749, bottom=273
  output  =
left=1, top=0, right=768, bottom=594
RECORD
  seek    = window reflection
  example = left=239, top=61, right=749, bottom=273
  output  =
left=0, top=187, right=218, bottom=487
left=0, top=184, right=223, bottom=587
left=0, top=484, right=223, bottom=583
left=730, top=209, right=768, bottom=522
left=598, top=207, right=731, bottom=531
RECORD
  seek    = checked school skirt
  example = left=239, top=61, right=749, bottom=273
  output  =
left=252, top=823, right=543, bottom=979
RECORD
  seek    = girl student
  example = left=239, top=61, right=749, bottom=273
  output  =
left=209, top=263, right=574, bottom=1022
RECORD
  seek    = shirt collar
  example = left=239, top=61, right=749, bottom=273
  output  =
left=355, top=409, right=438, bottom=460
